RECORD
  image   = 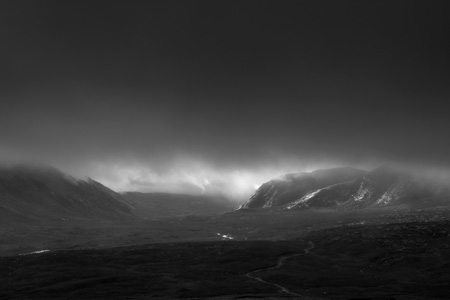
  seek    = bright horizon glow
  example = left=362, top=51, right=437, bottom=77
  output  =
left=83, top=157, right=343, bottom=201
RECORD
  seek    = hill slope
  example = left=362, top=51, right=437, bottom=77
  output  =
left=240, top=167, right=367, bottom=209
left=0, top=163, right=135, bottom=222
left=241, top=166, right=450, bottom=210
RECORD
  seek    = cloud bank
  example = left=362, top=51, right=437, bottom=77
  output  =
left=75, top=156, right=342, bottom=201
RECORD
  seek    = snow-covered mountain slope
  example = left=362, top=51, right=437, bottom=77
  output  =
left=241, top=166, right=450, bottom=210
left=239, top=167, right=367, bottom=209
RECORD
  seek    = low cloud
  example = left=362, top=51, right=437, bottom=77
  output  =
left=79, top=156, right=337, bottom=201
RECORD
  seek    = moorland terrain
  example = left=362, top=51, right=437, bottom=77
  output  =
left=1, top=164, right=450, bottom=299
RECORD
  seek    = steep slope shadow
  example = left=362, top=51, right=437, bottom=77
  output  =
left=0, top=162, right=135, bottom=221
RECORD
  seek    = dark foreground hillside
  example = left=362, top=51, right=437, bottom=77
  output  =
left=287, top=221, right=450, bottom=299
left=1, top=220, right=449, bottom=299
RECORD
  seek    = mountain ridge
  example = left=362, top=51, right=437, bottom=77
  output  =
left=240, top=167, right=367, bottom=209
left=241, top=166, right=450, bottom=210
left=0, top=162, right=237, bottom=223
left=0, top=163, right=135, bottom=221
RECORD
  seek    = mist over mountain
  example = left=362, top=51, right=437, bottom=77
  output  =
left=0, top=163, right=135, bottom=222
left=3, top=161, right=450, bottom=225
left=241, top=166, right=450, bottom=210
left=2, top=1, right=450, bottom=299
left=240, top=167, right=367, bottom=209
left=0, top=162, right=240, bottom=224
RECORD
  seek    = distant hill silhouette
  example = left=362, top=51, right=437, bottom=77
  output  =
left=122, top=192, right=235, bottom=219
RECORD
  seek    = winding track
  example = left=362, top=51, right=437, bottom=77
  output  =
left=245, top=241, right=315, bottom=298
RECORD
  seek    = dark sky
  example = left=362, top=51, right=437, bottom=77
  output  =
left=1, top=0, right=450, bottom=199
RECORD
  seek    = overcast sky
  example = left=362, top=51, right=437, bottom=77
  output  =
left=1, top=1, right=450, bottom=200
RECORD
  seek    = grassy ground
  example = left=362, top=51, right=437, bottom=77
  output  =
left=2, top=206, right=450, bottom=256
left=0, top=240, right=307, bottom=299
left=1, top=219, right=450, bottom=299
left=265, top=221, right=450, bottom=299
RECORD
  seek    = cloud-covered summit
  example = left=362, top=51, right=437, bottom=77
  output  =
left=1, top=1, right=450, bottom=197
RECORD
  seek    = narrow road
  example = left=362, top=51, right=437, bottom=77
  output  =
left=245, top=241, right=315, bottom=298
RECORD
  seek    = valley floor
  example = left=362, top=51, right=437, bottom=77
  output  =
left=1, top=207, right=450, bottom=299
